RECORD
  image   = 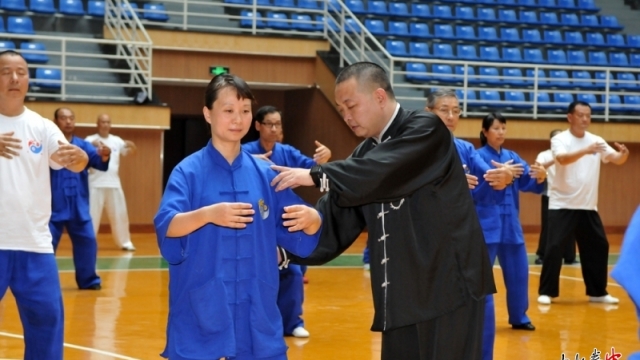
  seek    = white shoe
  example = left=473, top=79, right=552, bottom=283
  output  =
left=292, top=326, right=310, bottom=338
left=589, top=295, right=619, bottom=304
left=363, top=263, right=370, bottom=271
left=121, top=243, right=136, bottom=251
left=537, top=295, right=552, bottom=305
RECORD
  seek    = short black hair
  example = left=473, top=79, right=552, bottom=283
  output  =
left=0, top=50, right=26, bottom=62
left=335, top=62, right=395, bottom=100
left=53, top=107, right=73, bottom=120
left=480, top=112, right=507, bottom=146
left=567, top=101, right=591, bottom=114
left=204, top=74, right=255, bottom=109
left=253, top=105, right=280, bottom=123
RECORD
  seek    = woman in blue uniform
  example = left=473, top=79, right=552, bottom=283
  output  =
left=154, top=74, right=322, bottom=360
left=476, top=112, right=547, bottom=332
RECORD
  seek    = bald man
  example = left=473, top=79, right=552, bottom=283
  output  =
left=86, top=114, right=137, bottom=251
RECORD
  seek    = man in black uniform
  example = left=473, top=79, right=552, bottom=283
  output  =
left=273, top=62, right=495, bottom=359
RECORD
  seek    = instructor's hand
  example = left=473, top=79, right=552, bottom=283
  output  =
left=270, top=165, right=314, bottom=191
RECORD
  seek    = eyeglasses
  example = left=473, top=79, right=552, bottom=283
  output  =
left=262, top=122, right=282, bottom=129
left=435, top=108, right=461, bottom=116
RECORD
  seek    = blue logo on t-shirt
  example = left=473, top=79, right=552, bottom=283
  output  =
left=28, top=140, right=42, bottom=154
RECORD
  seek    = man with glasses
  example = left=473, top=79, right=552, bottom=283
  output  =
left=242, top=105, right=332, bottom=339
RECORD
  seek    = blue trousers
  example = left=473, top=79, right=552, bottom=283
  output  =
left=482, top=294, right=495, bottom=360
left=486, top=243, right=531, bottom=326
left=363, top=246, right=369, bottom=264
left=277, top=264, right=304, bottom=334
left=0, top=250, right=64, bottom=360
left=50, top=219, right=101, bottom=289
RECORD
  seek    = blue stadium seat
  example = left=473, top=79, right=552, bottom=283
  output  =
left=498, top=9, right=517, bottom=23
left=389, top=2, right=409, bottom=17
left=567, top=50, right=586, bottom=65
left=143, top=4, right=169, bottom=21
left=601, top=16, right=623, bottom=30
left=517, top=0, right=535, bottom=6
left=522, top=28, right=541, bottom=43
left=581, top=14, right=599, bottom=27
left=597, top=94, right=622, bottom=112
left=456, top=44, right=477, bottom=60
left=553, top=93, right=574, bottom=109
left=343, top=17, right=360, bottom=33
left=594, top=71, right=614, bottom=88
left=622, top=95, right=640, bottom=113
left=455, top=65, right=477, bottom=84
left=266, top=12, right=289, bottom=29
left=434, top=24, right=454, bottom=39
left=576, top=94, right=597, bottom=108
left=533, top=92, right=554, bottom=109
left=60, top=0, right=85, bottom=15
left=432, top=64, right=455, bottom=83
left=7, top=17, right=34, bottom=35
left=613, top=72, right=638, bottom=90
left=480, top=46, right=500, bottom=61
left=505, top=91, right=530, bottom=108
left=455, top=89, right=476, bottom=103
left=20, top=42, right=48, bottom=64
left=630, top=53, right=640, bottom=67
left=478, top=26, right=498, bottom=41
left=433, top=43, right=454, bottom=59
left=609, top=52, right=629, bottom=67
left=388, top=21, right=408, bottom=36
left=257, top=0, right=272, bottom=6
left=557, top=0, right=575, bottom=8
left=627, top=35, right=640, bottom=49
left=118, top=2, right=138, bottom=18
left=500, top=27, right=520, bottom=42
left=519, top=10, right=537, bottom=24
left=564, top=31, right=583, bottom=45
left=577, top=0, right=598, bottom=10
left=526, top=69, right=548, bottom=86
left=409, top=42, right=430, bottom=58
left=298, top=0, right=318, bottom=9
left=87, top=0, right=105, bottom=16
left=502, top=47, right=522, bottom=62
left=34, top=68, right=61, bottom=89
left=30, top=0, right=55, bottom=13
left=560, top=13, right=580, bottom=26
left=0, top=18, right=4, bottom=33
left=225, top=0, right=248, bottom=4
left=571, top=71, right=595, bottom=88
left=368, top=0, right=387, bottom=15
left=409, top=22, right=430, bottom=38
left=327, top=0, right=339, bottom=11
left=547, top=49, right=567, bottom=64
left=548, top=70, right=570, bottom=87
left=385, top=40, right=406, bottom=56
left=315, top=15, right=339, bottom=31
left=524, top=48, right=544, bottom=63
left=503, top=68, right=525, bottom=85
left=586, top=32, right=605, bottom=46
left=411, top=3, right=430, bottom=18
left=240, top=10, right=265, bottom=28
left=455, top=6, right=474, bottom=20
left=540, top=12, right=558, bottom=25
left=433, top=5, right=453, bottom=19
left=405, top=62, right=429, bottom=82
left=0, top=40, right=16, bottom=50
left=479, top=90, right=502, bottom=106
left=0, top=0, right=26, bottom=11
left=274, top=0, right=294, bottom=7
left=607, top=34, right=626, bottom=48
left=543, top=30, right=563, bottom=45
left=538, top=0, right=557, bottom=7
left=364, top=19, right=385, bottom=35
left=455, top=25, right=475, bottom=40
left=345, top=0, right=364, bottom=14
left=290, top=14, right=315, bottom=31
left=477, top=7, right=496, bottom=22
left=479, top=66, right=500, bottom=84
left=497, top=0, right=516, bottom=4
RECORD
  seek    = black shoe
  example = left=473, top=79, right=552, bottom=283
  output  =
left=534, top=257, right=543, bottom=265
left=81, top=284, right=102, bottom=290
left=512, top=322, right=535, bottom=331
left=564, top=259, right=579, bottom=265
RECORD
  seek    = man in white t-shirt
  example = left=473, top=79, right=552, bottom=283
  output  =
left=534, top=129, right=577, bottom=265
left=86, top=114, right=137, bottom=251
left=0, top=50, right=90, bottom=360
left=538, top=101, right=630, bottom=305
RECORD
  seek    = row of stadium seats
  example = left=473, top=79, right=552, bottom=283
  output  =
left=451, top=89, right=640, bottom=112
left=405, top=63, right=640, bottom=89
left=390, top=43, right=639, bottom=67
left=434, top=0, right=598, bottom=11
left=0, top=0, right=169, bottom=20
left=0, top=40, right=49, bottom=63
left=369, top=22, right=638, bottom=50
left=30, top=68, right=61, bottom=89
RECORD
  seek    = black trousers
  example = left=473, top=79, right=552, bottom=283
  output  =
left=538, top=209, right=610, bottom=297
left=536, top=195, right=577, bottom=262
left=381, top=296, right=484, bottom=360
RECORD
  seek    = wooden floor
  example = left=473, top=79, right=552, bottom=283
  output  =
left=0, top=232, right=637, bottom=360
